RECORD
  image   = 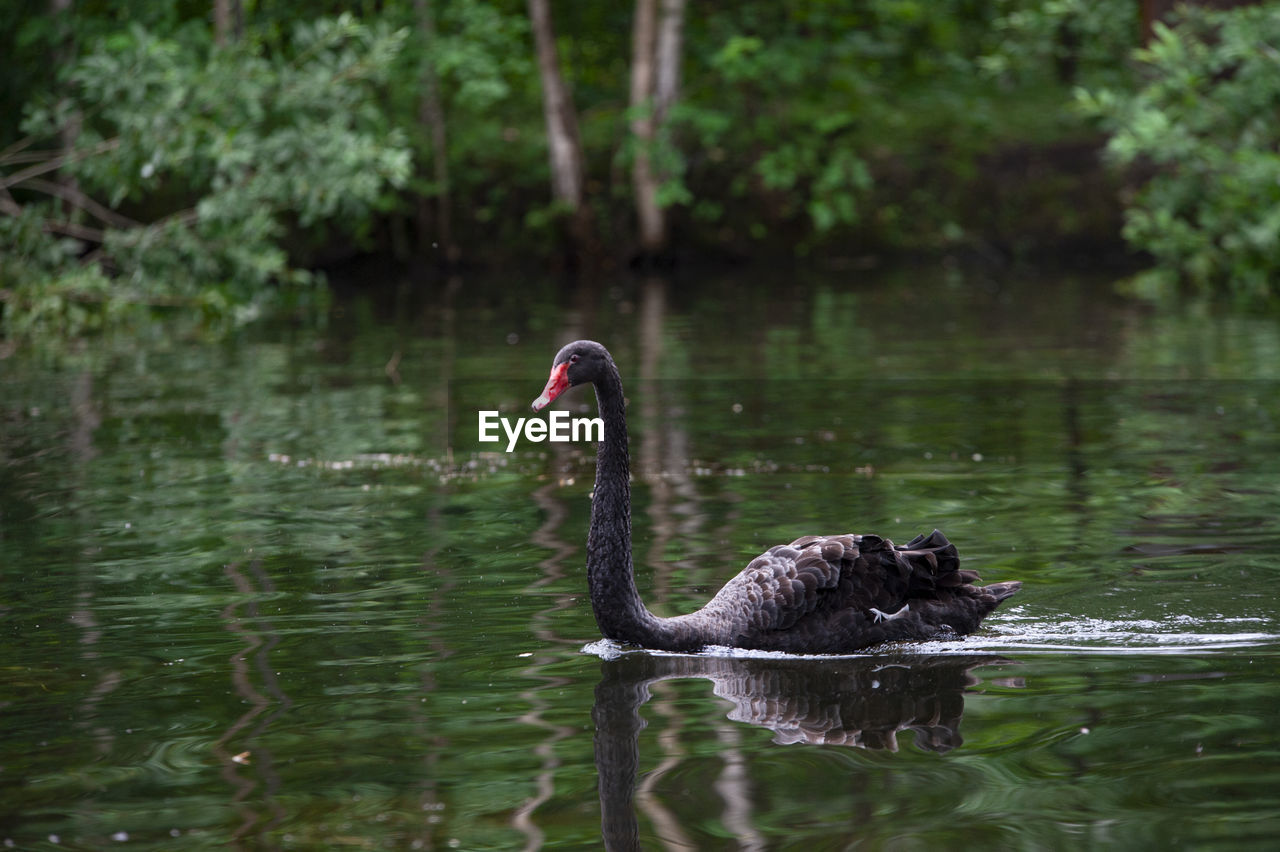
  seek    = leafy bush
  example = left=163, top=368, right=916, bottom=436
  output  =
left=676, top=1, right=1133, bottom=253
left=2, top=15, right=411, bottom=341
left=1079, top=4, right=1280, bottom=302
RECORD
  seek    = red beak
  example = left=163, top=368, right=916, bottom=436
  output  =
left=532, top=362, right=570, bottom=411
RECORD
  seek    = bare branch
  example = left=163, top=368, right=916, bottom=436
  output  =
left=0, top=137, right=120, bottom=190
left=0, top=184, right=22, bottom=217
left=0, top=135, right=38, bottom=162
left=156, top=206, right=199, bottom=228
left=0, top=150, right=69, bottom=167
left=45, top=219, right=105, bottom=243
left=19, top=177, right=141, bottom=229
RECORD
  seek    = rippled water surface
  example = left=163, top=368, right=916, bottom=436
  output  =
left=2, top=267, right=1279, bottom=849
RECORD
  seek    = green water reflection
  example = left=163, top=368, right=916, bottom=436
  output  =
left=1, top=267, right=1278, bottom=849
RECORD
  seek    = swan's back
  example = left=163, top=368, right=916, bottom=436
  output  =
left=676, top=530, right=1019, bottom=654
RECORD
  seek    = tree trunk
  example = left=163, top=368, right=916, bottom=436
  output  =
left=214, top=0, right=231, bottom=46
left=49, top=0, right=81, bottom=225
left=213, top=0, right=243, bottom=47
left=655, top=0, right=685, bottom=118
left=527, top=0, right=594, bottom=258
left=630, top=0, right=662, bottom=253
left=629, top=0, right=685, bottom=257
left=414, top=0, right=458, bottom=263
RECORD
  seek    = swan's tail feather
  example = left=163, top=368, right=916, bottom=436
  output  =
left=896, top=529, right=961, bottom=577
left=872, top=529, right=1020, bottom=607
left=938, top=568, right=981, bottom=588
left=894, top=530, right=1025, bottom=608
left=983, top=580, right=1022, bottom=603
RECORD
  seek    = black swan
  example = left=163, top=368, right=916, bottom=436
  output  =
left=532, top=340, right=1020, bottom=654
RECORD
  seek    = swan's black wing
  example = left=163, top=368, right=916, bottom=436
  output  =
left=696, top=530, right=1008, bottom=653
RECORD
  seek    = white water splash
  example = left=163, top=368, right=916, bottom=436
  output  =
left=910, top=606, right=1279, bottom=655
left=582, top=608, right=1280, bottom=660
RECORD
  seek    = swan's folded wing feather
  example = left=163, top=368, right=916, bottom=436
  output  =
left=704, top=535, right=858, bottom=635
left=667, top=528, right=1008, bottom=653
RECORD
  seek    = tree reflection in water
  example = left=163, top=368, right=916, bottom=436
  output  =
left=592, top=651, right=1008, bottom=851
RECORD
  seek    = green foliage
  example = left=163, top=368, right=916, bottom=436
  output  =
left=977, top=0, right=1136, bottom=88
left=687, top=10, right=884, bottom=240
left=671, top=1, right=1129, bottom=251
left=1080, top=5, right=1280, bottom=302
left=431, top=0, right=529, bottom=110
left=2, top=14, right=410, bottom=341
left=0, top=0, right=1161, bottom=343
left=420, top=1, right=543, bottom=226
left=0, top=204, right=120, bottom=339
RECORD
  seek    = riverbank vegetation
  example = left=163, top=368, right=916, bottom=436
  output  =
left=2, top=1, right=1278, bottom=341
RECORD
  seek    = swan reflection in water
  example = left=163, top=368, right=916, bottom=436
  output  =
left=590, top=649, right=1011, bottom=851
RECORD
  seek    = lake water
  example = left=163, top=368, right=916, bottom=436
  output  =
left=2, top=266, right=1278, bottom=850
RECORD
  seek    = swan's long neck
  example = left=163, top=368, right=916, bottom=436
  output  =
left=587, top=365, right=662, bottom=643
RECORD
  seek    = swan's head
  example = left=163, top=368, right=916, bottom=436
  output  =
left=532, top=340, right=612, bottom=411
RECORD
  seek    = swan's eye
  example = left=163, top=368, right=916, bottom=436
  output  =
left=569, top=353, right=580, bottom=364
